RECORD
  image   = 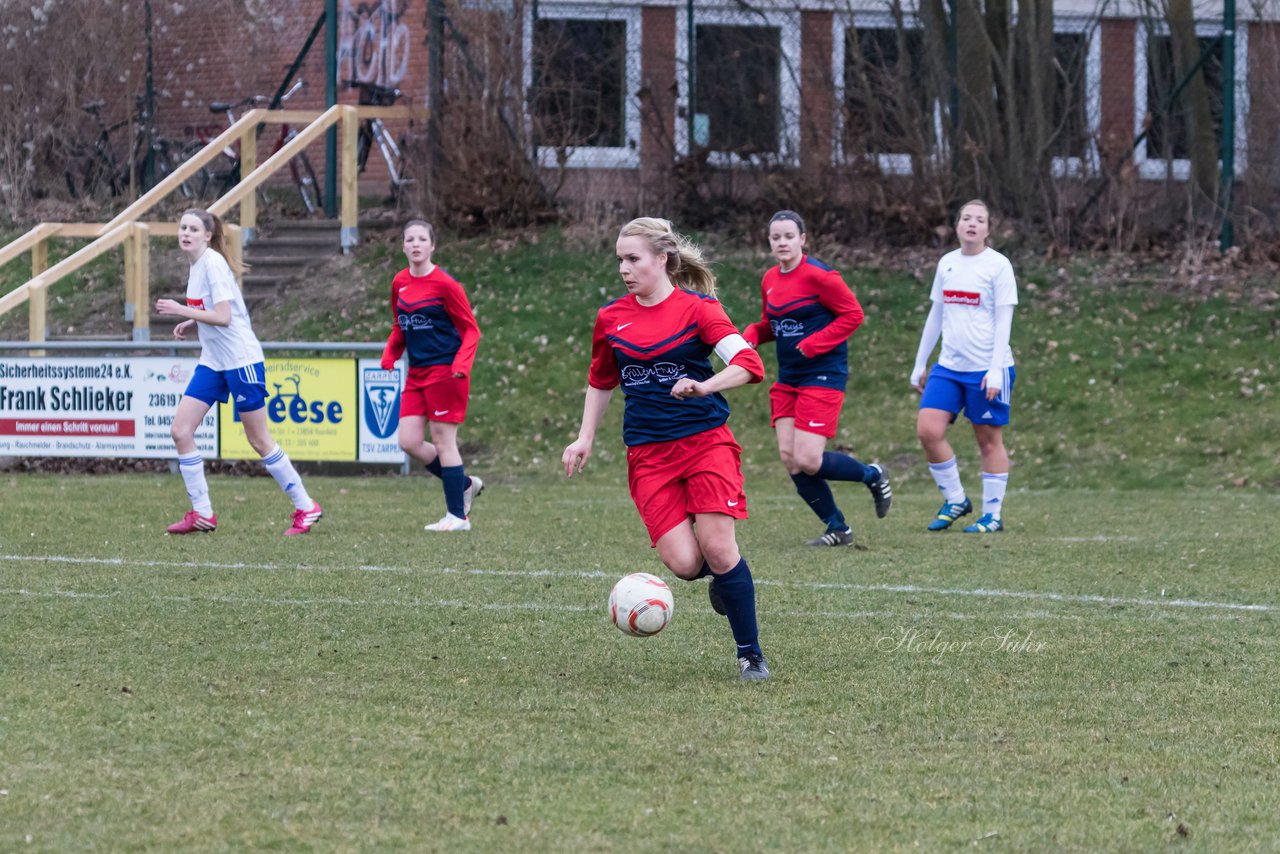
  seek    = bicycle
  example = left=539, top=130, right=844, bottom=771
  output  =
left=64, top=95, right=193, bottom=200
left=345, top=80, right=414, bottom=201
left=189, top=79, right=322, bottom=214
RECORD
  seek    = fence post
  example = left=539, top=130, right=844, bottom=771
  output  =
left=124, top=225, right=137, bottom=323
left=225, top=223, right=244, bottom=284
left=134, top=223, right=151, bottom=341
left=31, top=235, right=48, bottom=279
left=1219, top=0, right=1236, bottom=251
left=341, top=105, right=359, bottom=253
left=241, top=124, right=258, bottom=244
left=29, top=283, right=47, bottom=351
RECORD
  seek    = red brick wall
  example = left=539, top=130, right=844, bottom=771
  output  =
left=1097, top=18, right=1136, bottom=166
left=800, top=10, right=834, bottom=175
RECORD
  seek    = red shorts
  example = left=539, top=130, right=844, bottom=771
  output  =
left=769, top=383, right=845, bottom=438
left=400, top=365, right=469, bottom=423
left=626, top=423, right=748, bottom=546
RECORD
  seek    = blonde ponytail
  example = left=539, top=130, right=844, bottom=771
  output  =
left=618, top=217, right=717, bottom=297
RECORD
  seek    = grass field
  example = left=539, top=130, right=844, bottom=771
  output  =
left=3, top=472, right=1278, bottom=851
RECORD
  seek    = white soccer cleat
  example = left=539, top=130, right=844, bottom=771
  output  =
left=425, top=512, right=471, bottom=532
left=462, top=475, right=484, bottom=517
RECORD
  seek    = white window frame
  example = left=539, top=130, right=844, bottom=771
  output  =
left=674, top=5, right=801, bottom=168
left=1134, top=20, right=1248, bottom=181
left=1049, top=18, right=1102, bottom=178
left=831, top=11, right=935, bottom=176
left=522, top=3, right=642, bottom=169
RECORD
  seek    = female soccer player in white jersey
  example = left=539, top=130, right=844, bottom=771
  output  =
left=910, top=199, right=1018, bottom=533
left=561, top=217, right=771, bottom=681
left=155, top=209, right=322, bottom=536
left=743, top=210, right=892, bottom=547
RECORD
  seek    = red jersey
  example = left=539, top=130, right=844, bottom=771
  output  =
left=380, top=266, right=481, bottom=376
left=588, top=288, right=764, bottom=446
left=742, top=256, right=863, bottom=390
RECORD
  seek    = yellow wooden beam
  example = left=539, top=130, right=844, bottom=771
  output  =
left=134, top=223, right=151, bottom=340
left=341, top=105, right=360, bottom=250
left=210, top=105, right=343, bottom=218
left=0, top=222, right=60, bottom=268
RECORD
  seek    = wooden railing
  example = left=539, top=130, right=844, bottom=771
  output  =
left=0, top=104, right=414, bottom=343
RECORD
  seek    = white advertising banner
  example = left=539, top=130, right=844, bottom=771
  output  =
left=0, top=357, right=217, bottom=458
left=357, top=358, right=405, bottom=464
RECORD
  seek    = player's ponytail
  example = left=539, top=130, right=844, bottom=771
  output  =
left=182, top=208, right=245, bottom=278
left=618, top=217, right=717, bottom=298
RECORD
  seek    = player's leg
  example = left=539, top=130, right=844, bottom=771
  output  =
left=964, top=424, right=1008, bottom=532
left=776, top=416, right=843, bottom=542
left=167, top=367, right=221, bottom=534
left=398, top=385, right=445, bottom=478
left=918, top=368, right=972, bottom=530
left=693, top=513, right=768, bottom=680
left=168, top=392, right=217, bottom=533
left=424, top=375, right=480, bottom=530
left=961, top=366, right=1013, bottom=533
left=239, top=406, right=323, bottom=535
left=801, top=387, right=892, bottom=521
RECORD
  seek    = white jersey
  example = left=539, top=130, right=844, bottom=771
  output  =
left=929, top=246, right=1018, bottom=372
left=186, top=249, right=265, bottom=371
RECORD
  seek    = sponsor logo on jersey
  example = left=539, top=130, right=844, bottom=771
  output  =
left=398, top=313, right=434, bottom=331
left=621, top=362, right=688, bottom=387
left=771, top=318, right=804, bottom=337
left=943, top=290, right=981, bottom=306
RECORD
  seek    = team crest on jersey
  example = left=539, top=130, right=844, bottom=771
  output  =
left=362, top=367, right=402, bottom=439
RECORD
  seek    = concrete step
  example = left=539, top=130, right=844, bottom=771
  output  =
left=247, top=236, right=339, bottom=251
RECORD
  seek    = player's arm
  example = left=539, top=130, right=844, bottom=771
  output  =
left=154, top=297, right=232, bottom=327
left=444, top=283, right=482, bottom=378
left=563, top=314, right=620, bottom=477
left=910, top=300, right=943, bottom=392
left=562, top=385, right=614, bottom=477
left=380, top=281, right=406, bottom=370
left=796, top=271, right=863, bottom=358
left=672, top=321, right=765, bottom=399
left=982, top=304, right=1015, bottom=399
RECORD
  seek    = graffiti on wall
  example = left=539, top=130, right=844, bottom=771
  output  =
left=339, top=0, right=412, bottom=88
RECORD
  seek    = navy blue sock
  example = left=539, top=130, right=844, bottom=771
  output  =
left=425, top=458, right=443, bottom=478
left=817, top=451, right=871, bottom=483
left=694, top=561, right=712, bottom=580
left=440, top=464, right=467, bottom=518
left=791, top=472, right=845, bottom=531
left=711, top=558, right=761, bottom=658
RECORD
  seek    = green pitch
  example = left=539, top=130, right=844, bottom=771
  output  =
left=2, top=473, right=1277, bottom=851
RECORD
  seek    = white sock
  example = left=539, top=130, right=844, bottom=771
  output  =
left=179, top=453, right=213, bottom=516
left=261, top=445, right=313, bottom=511
left=928, top=456, right=966, bottom=504
left=981, top=471, right=1009, bottom=519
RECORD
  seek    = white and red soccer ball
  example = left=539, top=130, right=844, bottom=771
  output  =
left=609, top=572, right=674, bottom=637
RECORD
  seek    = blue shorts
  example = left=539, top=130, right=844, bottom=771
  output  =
left=919, top=364, right=1016, bottom=426
left=184, top=363, right=268, bottom=413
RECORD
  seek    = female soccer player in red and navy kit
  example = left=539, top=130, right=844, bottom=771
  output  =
left=381, top=220, right=483, bottom=532
left=561, top=217, right=770, bottom=681
left=743, top=211, right=892, bottom=547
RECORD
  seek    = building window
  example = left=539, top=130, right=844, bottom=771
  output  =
left=838, top=20, right=932, bottom=173
left=675, top=8, right=801, bottom=166
left=523, top=5, right=640, bottom=168
left=1049, top=21, right=1100, bottom=177
left=695, top=24, right=780, bottom=156
left=1135, top=24, right=1248, bottom=180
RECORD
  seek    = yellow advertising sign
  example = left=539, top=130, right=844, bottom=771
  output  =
left=218, top=359, right=357, bottom=461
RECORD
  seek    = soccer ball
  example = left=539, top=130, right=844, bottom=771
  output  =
left=609, top=572, right=674, bottom=637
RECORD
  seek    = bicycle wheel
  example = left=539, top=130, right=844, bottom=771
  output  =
left=292, top=153, right=322, bottom=215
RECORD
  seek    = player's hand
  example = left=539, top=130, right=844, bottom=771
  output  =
left=380, top=358, right=394, bottom=371
left=910, top=365, right=928, bottom=394
left=562, top=438, right=592, bottom=478
left=155, top=298, right=184, bottom=317
left=173, top=319, right=194, bottom=340
left=670, top=378, right=706, bottom=400
left=982, top=369, right=1003, bottom=400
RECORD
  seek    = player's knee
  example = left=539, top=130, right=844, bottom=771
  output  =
left=700, top=543, right=740, bottom=574
left=667, top=560, right=702, bottom=581
left=917, top=422, right=944, bottom=445
left=170, top=422, right=194, bottom=445
left=795, top=453, right=822, bottom=476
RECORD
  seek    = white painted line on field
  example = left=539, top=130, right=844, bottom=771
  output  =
left=0, top=587, right=1255, bottom=624
left=2, top=553, right=1274, bottom=615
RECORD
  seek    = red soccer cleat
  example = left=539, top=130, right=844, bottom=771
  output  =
left=285, top=502, right=323, bottom=536
left=167, top=510, right=217, bottom=534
